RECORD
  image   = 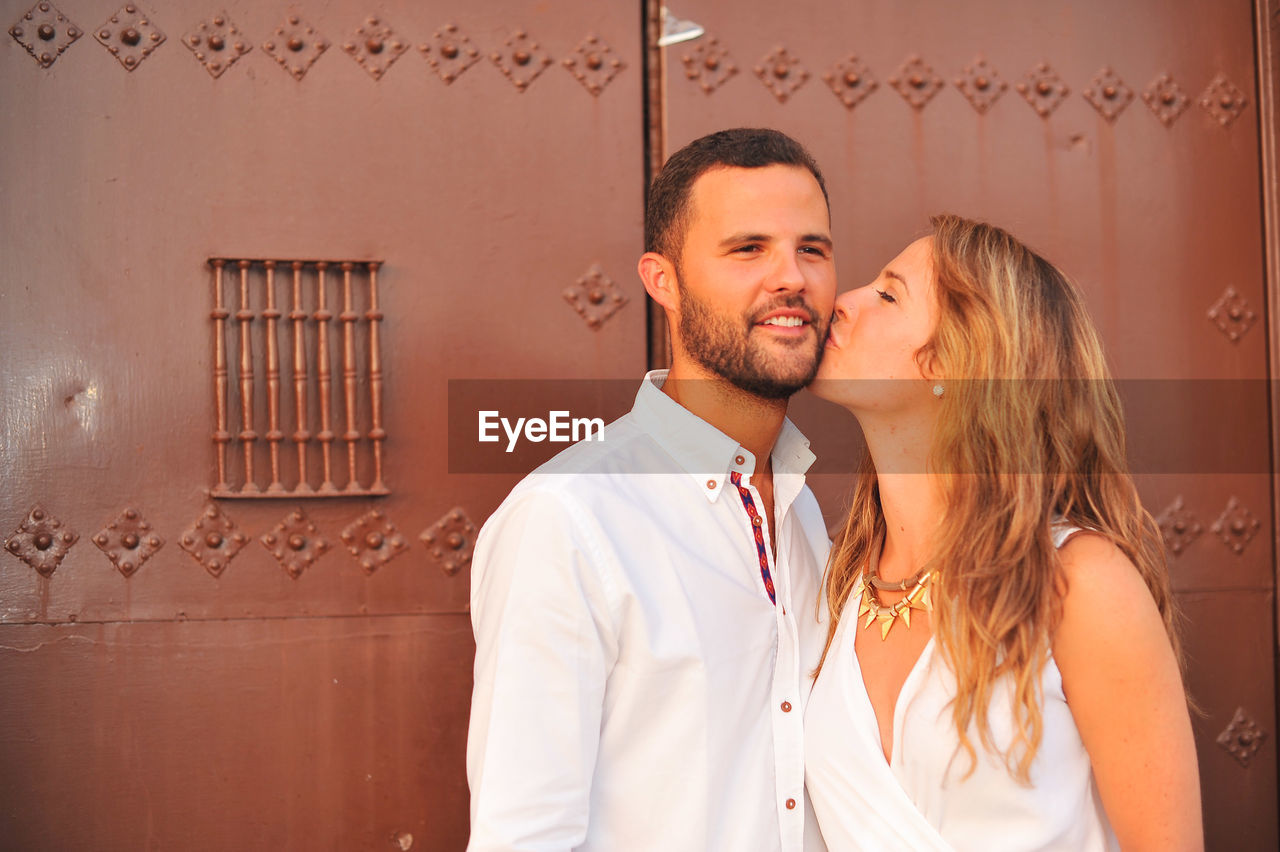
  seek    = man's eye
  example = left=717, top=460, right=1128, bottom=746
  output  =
left=875, top=289, right=896, bottom=304
left=734, top=244, right=761, bottom=253
left=800, top=246, right=829, bottom=257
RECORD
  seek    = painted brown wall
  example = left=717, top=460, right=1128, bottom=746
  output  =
left=2, top=0, right=1277, bottom=849
left=1, top=1, right=642, bottom=849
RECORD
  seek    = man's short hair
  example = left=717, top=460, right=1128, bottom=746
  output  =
left=644, top=127, right=829, bottom=262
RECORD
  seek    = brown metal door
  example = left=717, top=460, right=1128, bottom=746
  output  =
left=0, top=1, right=642, bottom=849
left=658, top=0, right=1276, bottom=847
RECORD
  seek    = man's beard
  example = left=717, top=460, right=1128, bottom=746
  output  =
left=676, top=280, right=827, bottom=400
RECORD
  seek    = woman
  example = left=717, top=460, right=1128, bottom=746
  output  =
left=804, top=215, right=1202, bottom=851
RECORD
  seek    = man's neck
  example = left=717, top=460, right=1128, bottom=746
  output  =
left=661, top=364, right=788, bottom=474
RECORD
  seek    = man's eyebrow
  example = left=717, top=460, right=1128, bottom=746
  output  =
left=718, top=232, right=772, bottom=247
left=884, top=269, right=909, bottom=293
left=802, top=233, right=834, bottom=249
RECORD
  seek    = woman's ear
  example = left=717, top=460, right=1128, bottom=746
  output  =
left=915, top=345, right=943, bottom=382
left=637, top=252, right=679, bottom=312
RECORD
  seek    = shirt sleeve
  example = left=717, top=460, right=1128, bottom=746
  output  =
left=466, top=486, right=619, bottom=852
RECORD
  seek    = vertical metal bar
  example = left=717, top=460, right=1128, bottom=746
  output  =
left=644, top=0, right=670, bottom=369
left=314, top=261, right=337, bottom=493
left=1254, top=0, right=1280, bottom=722
left=236, top=259, right=258, bottom=493
left=366, top=261, right=387, bottom=494
left=262, top=260, right=284, bottom=493
left=339, top=262, right=360, bottom=491
left=211, top=259, right=230, bottom=493
left=289, top=261, right=311, bottom=493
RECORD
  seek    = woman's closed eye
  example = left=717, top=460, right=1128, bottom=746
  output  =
left=875, top=289, right=896, bottom=304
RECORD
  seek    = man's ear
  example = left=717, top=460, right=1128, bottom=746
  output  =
left=637, top=252, right=679, bottom=312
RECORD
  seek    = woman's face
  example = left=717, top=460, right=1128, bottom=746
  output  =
left=811, top=236, right=940, bottom=412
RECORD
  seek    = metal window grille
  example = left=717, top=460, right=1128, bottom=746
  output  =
left=209, top=258, right=388, bottom=497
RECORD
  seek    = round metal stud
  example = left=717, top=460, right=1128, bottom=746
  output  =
left=446, top=532, right=464, bottom=550
left=37, top=23, right=54, bottom=40
left=586, top=52, right=602, bottom=70
left=34, top=533, right=53, bottom=551
left=209, top=34, right=225, bottom=51
left=288, top=534, right=306, bottom=551
left=513, top=49, right=530, bottom=66
left=366, top=37, right=384, bottom=54
left=288, top=37, right=304, bottom=52
left=122, top=533, right=140, bottom=549
left=441, top=43, right=458, bottom=59
left=366, top=531, right=384, bottom=549
left=121, top=27, right=141, bottom=46
left=205, top=532, right=224, bottom=548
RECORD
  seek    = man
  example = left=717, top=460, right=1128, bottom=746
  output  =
left=467, top=128, right=837, bottom=851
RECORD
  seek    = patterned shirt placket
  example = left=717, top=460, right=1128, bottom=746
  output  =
left=729, top=471, right=776, bottom=605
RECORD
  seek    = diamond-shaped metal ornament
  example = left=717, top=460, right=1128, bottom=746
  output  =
left=1211, top=496, right=1260, bottom=555
left=1143, top=73, right=1190, bottom=126
left=954, top=57, right=1007, bottom=114
left=490, top=29, right=553, bottom=92
left=179, top=503, right=248, bottom=578
left=418, top=23, right=480, bottom=85
left=754, top=46, right=809, bottom=103
left=4, top=504, right=77, bottom=577
left=1206, top=286, right=1258, bottom=342
left=93, top=507, right=163, bottom=578
left=1200, top=73, right=1248, bottom=127
left=9, top=2, right=82, bottom=68
left=564, top=264, right=627, bottom=330
left=1016, top=63, right=1070, bottom=117
left=260, top=508, right=329, bottom=579
left=263, top=14, right=329, bottom=81
left=341, top=509, right=409, bottom=574
left=420, top=506, right=478, bottom=577
left=182, top=12, right=250, bottom=79
left=822, top=55, right=877, bottom=110
left=889, top=55, right=943, bottom=109
left=94, top=4, right=165, bottom=71
left=341, top=15, right=408, bottom=81
left=1156, top=496, right=1202, bottom=556
left=1218, top=707, right=1267, bottom=767
left=681, top=36, right=737, bottom=94
left=1083, top=67, right=1133, bottom=122
left=562, top=33, right=625, bottom=97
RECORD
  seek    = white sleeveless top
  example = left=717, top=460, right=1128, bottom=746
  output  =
left=804, top=524, right=1118, bottom=851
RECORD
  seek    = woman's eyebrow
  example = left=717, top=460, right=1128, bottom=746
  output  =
left=884, top=269, right=910, bottom=293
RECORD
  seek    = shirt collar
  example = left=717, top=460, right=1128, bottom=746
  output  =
left=630, top=370, right=817, bottom=502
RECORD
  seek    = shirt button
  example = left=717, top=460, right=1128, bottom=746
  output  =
left=785, top=798, right=797, bottom=810
left=752, top=516, right=762, bottom=527
left=735, top=455, right=745, bottom=465
left=705, top=479, right=716, bottom=490
left=781, top=701, right=792, bottom=713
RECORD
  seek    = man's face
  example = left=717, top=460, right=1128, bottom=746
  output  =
left=671, top=164, right=836, bottom=399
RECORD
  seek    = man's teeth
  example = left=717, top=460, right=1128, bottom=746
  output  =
left=762, top=316, right=805, bottom=327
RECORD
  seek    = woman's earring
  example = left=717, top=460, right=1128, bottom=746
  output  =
left=932, top=383, right=945, bottom=398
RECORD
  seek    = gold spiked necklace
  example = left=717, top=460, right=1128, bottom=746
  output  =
left=855, top=534, right=934, bottom=640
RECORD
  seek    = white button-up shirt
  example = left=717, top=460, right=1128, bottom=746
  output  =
left=467, top=370, right=831, bottom=852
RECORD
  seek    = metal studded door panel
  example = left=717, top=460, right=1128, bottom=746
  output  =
left=660, top=0, right=1275, bottom=846
left=1, top=0, right=642, bottom=848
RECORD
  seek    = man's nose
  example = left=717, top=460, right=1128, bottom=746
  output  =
left=768, top=248, right=806, bottom=292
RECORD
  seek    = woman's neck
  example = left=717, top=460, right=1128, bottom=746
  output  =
left=861, top=412, right=943, bottom=583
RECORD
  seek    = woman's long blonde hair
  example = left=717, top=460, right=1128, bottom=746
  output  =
left=819, top=214, right=1180, bottom=783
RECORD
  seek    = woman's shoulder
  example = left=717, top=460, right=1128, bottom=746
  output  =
left=1052, top=531, right=1167, bottom=663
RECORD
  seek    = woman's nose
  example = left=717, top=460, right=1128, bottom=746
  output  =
left=833, top=288, right=859, bottom=321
